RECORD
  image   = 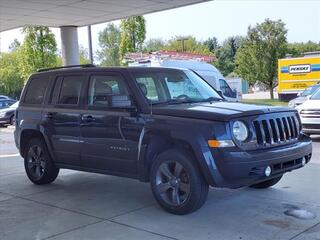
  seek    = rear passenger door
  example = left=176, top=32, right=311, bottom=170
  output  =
left=44, top=74, right=85, bottom=166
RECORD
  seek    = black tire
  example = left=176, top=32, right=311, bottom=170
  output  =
left=24, top=138, right=59, bottom=185
left=250, top=175, right=283, bottom=189
left=150, top=149, right=209, bottom=215
left=9, top=115, right=14, bottom=125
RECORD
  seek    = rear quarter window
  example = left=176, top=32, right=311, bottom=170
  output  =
left=24, top=76, right=50, bottom=105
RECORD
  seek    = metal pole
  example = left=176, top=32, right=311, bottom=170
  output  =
left=87, top=25, right=94, bottom=64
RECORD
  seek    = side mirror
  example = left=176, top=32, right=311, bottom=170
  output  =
left=297, top=92, right=302, bottom=97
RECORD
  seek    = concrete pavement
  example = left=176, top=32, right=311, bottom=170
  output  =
left=0, top=127, right=320, bottom=240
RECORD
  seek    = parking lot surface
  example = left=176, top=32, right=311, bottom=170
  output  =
left=0, top=126, right=319, bottom=240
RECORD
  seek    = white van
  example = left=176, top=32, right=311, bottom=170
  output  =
left=129, top=59, right=239, bottom=101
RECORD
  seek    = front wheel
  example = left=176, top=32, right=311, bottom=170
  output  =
left=150, top=149, right=209, bottom=215
left=24, top=138, right=59, bottom=185
left=250, top=175, right=283, bottom=189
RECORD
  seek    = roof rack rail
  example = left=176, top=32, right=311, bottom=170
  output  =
left=37, top=64, right=96, bottom=72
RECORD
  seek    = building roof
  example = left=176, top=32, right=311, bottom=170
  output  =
left=0, top=0, right=208, bottom=32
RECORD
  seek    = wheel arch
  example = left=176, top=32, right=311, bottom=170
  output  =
left=20, top=129, right=54, bottom=160
left=138, top=130, right=213, bottom=185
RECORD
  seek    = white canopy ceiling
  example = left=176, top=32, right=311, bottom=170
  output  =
left=0, top=0, right=209, bottom=32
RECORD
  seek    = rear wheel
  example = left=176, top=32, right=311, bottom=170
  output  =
left=250, top=175, right=283, bottom=189
left=150, top=149, right=209, bottom=215
left=24, top=138, right=59, bottom=185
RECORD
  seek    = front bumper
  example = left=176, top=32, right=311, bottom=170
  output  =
left=209, top=134, right=312, bottom=188
left=0, top=116, right=11, bottom=124
left=301, top=116, right=320, bottom=134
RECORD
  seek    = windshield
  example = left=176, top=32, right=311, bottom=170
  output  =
left=10, top=101, right=19, bottom=108
left=311, top=89, right=320, bottom=100
left=132, top=69, right=223, bottom=104
left=301, top=85, right=320, bottom=97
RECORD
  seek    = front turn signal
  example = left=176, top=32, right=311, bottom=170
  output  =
left=208, top=140, right=235, bottom=148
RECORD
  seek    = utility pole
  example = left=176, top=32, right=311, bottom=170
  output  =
left=178, top=37, right=189, bottom=52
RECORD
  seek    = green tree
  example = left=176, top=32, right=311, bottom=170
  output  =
left=165, top=36, right=211, bottom=54
left=204, top=37, right=219, bottom=53
left=79, top=46, right=91, bottom=64
left=120, top=16, right=146, bottom=58
left=8, top=39, right=21, bottom=51
left=236, top=19, right=287, bottom=99
left=287, top=41, right=320, bottom=57
left=0, top=50, right=24, bottom=98
left=213, top=36, right=244, bottom=77
left=143, top=38, right=165, bottom=52
left=19, top=26, right=58, bottom=79
left=97, top=23, right=121, bottom=66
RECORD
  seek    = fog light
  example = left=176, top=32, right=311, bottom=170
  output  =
left=302, top=158, right=306, bottom=166
left=265, top=166, right=272, bottom=177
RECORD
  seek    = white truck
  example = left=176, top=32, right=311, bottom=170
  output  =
left=129, top=59, right=239, bottom=101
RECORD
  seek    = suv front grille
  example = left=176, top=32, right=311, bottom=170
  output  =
left=253, top=114, right=300, bottom=146
left=300, top=109, right=320, bottom=118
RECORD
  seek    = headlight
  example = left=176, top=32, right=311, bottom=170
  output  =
left=233, top=121, right=249, bottom=142
left=288, top=101, right=295, bottom=108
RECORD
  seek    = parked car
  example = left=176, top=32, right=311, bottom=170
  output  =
left=288, top=84, right=320, bottom=108
left=14, top=65, right=312, bottom=215
left=0, top=99, right=16, bottom=109
left=297, top=88, right=320, bottom=135
left=0, top=95, right=13, bottom=100
left=0, top=101, right=19, bottom=126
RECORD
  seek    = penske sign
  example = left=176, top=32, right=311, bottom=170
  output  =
left=289, top=64, right=311, bottom=74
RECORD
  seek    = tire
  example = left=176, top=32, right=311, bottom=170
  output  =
left=150, top=149, right=209, bottom=215
left=24, top=138, right=59, bottom=185
left=250, top=175, right=283, bottom=189
left=9, top=116, right=14, bottom=125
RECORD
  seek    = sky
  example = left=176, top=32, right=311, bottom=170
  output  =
left=0, top=0, right=319, bottom=53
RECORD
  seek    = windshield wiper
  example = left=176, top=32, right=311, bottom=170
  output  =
left=152, top=99, right=197, bottom=105
left=199, top=97, right=223, bottom=103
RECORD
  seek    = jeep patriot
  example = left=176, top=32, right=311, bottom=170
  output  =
left=14, top=65, right=312, bottom=214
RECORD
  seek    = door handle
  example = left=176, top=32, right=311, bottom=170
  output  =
left=81, top=115, right=94, bottom=122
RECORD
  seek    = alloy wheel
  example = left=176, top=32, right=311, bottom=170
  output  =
left=155, top=161, right=190, bottom=206
left=27, top=145, right=46, bottom=180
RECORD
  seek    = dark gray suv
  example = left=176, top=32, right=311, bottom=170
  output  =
left=15, top=65, right=312, bottom=214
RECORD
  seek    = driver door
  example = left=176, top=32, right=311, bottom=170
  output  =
left=80, top=72, right=144, bottom=176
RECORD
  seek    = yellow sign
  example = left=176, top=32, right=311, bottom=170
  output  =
left=278, top=56, right=320, bottom=96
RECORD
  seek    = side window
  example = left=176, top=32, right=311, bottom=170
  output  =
left=219, top=79, right=232, bottom=97
left=136, top=77, right=159, bottom=101
left=88, top=75, right=128, bottom=106
left=58, top=76, right=83, bottom=105
left=24, top=77, right=50, bottom=105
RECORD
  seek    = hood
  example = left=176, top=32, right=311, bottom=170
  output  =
left=0, top=106, right=16, bottom=114
left=290, top=96, right=307, bottom=105
left=297, top=99, right=320, bottom=111
left=152, top=101, right=294, bottom=121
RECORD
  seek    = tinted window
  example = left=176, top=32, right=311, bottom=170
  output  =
left=58, top=76, right=82, bottom=105
left=88, top=75, right=128, bottom=106
left=24, top=77, right=49, bottom=104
